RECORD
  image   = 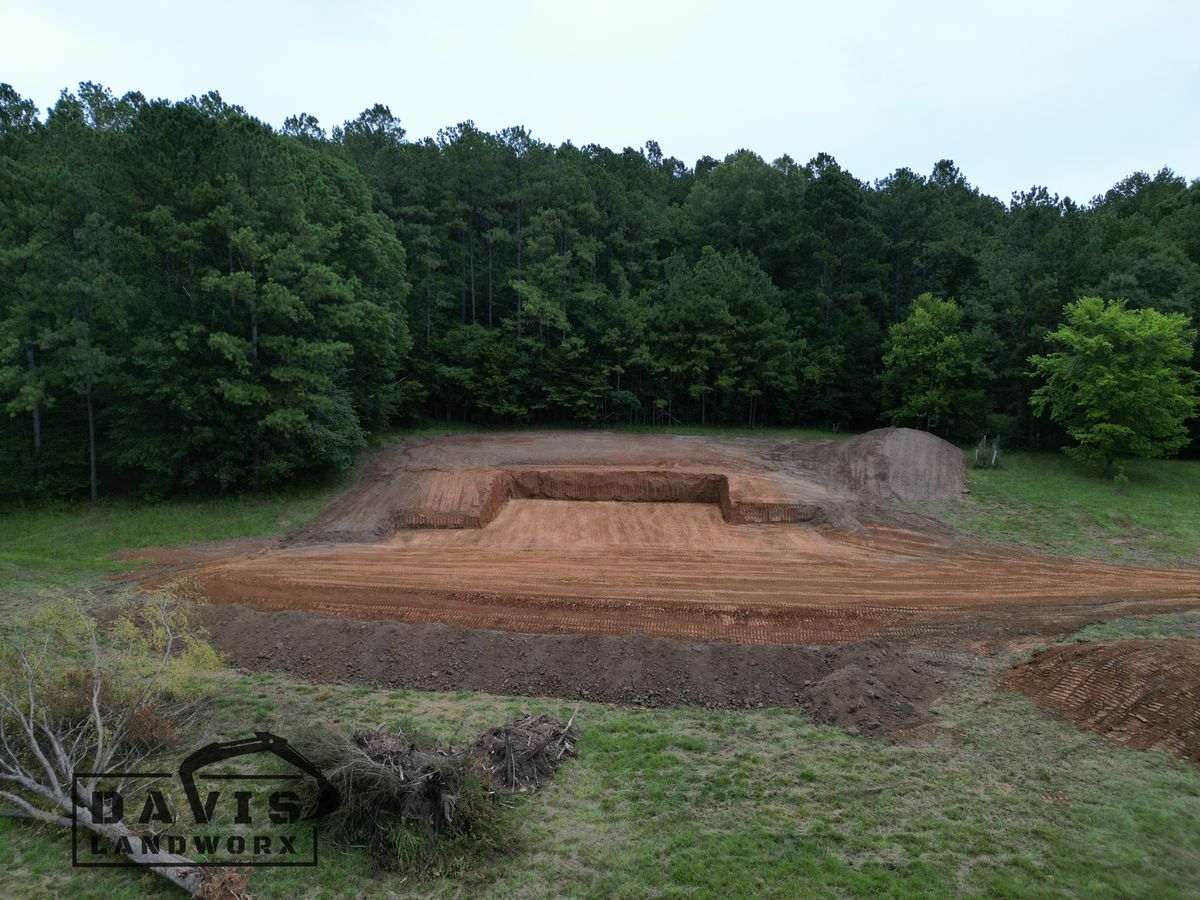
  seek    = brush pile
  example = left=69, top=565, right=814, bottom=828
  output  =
left=302, top=712, right=579, bottom=874
left=467, top=711, right=580, bottom=791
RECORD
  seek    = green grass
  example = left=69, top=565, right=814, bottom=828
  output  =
left=1, top=663, right=1198, bottom=898
left=942, top=450, right=1200, bottom=565
left=1067, top=611, right=1200, bottom=643
left=0, top=484, right=343, bottom=589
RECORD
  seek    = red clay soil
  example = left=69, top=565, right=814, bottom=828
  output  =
left=112, top=428, right=1200, bottom=740
left=148, top=429, right=1200, bottom=647
left=998, top=639, right=1200, bottom=763
left=284, top=427, right=967, bottom=540
left=176, top=505, right=1200, bottom=646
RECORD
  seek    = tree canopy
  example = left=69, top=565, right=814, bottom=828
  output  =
left=880, top=294, right=987, bottom=439
left=2, top=82, right=1199, bottom=498
left=1030, top=297, right=1198, bottom=473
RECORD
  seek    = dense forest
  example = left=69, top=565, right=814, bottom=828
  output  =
left=2, top=83, right=1198, bottom=498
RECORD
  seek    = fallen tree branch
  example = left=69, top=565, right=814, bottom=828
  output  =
left=0, top=591, right=229, bottom=897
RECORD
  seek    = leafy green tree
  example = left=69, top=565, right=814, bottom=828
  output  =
left=6, top=79, right=1200, bottom=499
left=1030, top=297, right=1198, bottom=474
left=880, top=294, right=987, bottom=438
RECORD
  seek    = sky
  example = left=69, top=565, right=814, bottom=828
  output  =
left=6, top=0, right=1198, bottom=203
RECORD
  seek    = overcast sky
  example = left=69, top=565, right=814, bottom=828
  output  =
left=7, top=0, right=1198, bottom=203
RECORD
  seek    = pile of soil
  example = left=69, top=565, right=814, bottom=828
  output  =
left=832, top=427, right=968, bottom=504
left=998, top=639, right=1200, bottom=763
left=201, top=604, right=945, bottom=738
left=799, top=642, right=943, bottom=737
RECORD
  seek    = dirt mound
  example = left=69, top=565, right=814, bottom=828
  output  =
left=801, top=642, right=943, bottom=737
left=998, top=639, right=1200, bottom=763
left=834, top=427, right=967, bottom=504
left=199, top=604, right=945, bottom=737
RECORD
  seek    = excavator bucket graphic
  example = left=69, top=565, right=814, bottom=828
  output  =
left=178, top=731, right=340, bottom=825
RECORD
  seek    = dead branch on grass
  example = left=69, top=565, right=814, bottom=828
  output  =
left=0, top=592, right=231, bottom=897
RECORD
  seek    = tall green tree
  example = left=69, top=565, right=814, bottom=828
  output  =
left=880, top=294, right=987, bottom=438
left=1030, top=297, right=1198, bottom=475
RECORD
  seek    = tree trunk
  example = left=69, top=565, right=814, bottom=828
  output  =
left=515, top=201, right=524, bottom=339
left=1104, top=458, right=1114, bottom=479
left=425, top=270, right=432, bottom=340
left=25, top=346, right=43, bottom=483
left=249, top=295, right=258, bottom=361
left=77, top=809, right=207, bottom=896
left=469, top=233, right=477, bottom=324
left=86, top=390, right=98, bottom=503
left=460, top=252, right=468, bottom=323
left=893, top=251, right=902, bottom=322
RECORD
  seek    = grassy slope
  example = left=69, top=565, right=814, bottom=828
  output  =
left=1, top=431, right=1198, bottom=897
left=943, top=450, right=1200, bottom=565
left=0, top=484, right=344, bottom=589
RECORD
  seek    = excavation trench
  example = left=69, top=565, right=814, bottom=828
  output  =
left=388, top=468, right=824, bottom=531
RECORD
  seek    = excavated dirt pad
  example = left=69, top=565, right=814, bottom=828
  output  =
left=159, top=430, right=1200, bottom=647
left=999, top=639, right=1200, bottom=763
left=286, top=427, right=967, bottom=539
left=184, top=501, right=1200, bottom=645
left=122, top=429, right=1200, bottom=738
left=200, top=604, right=946, bottom=737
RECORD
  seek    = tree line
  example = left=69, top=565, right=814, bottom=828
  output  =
left=2, top=82, right=1198, bottom=498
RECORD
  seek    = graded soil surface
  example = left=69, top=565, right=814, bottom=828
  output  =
left=999, top=639, right=1200, bottom=763
left=120, top=428, right=1200, bottom=735
left=186, top=500, right=1200, bottom=645
left=171, top=427, right=1200, bottom=647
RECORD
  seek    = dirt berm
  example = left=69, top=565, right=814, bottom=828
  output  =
left=999, top=639, right=1200, bottom=764
left=202, top=603, right=946, bottom=738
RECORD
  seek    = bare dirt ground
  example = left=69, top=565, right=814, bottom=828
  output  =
left=201, top=604, right=951, bottom=737
left=999, top=639, right=1200, bottom=763
left=120, top=428, right=1200, bottom=740
left=183, top=502, right=1200, bottom=646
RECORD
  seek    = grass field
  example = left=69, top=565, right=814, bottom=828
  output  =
left=0, top=648, right=1195, bottom=900
left=0, top=483, right=344, bottom=589
left=1, top=431, right=1198, bottom=898
left=2, top=650, right=1198, bottom=899
left=943, top=451, right=1200, bottom=565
